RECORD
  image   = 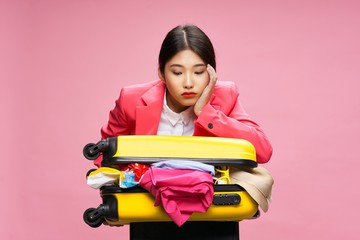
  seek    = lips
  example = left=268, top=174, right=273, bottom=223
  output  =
left=182, top=92, right=196, bottom=98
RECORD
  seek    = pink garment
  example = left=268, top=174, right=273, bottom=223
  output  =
left=139, top=167, right=214, bottom=226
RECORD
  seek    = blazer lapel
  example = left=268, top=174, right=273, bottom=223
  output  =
left=135, top=81, right=165, bottom=135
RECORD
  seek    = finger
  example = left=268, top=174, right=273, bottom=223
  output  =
left=207, top=64, right=217, bottom=83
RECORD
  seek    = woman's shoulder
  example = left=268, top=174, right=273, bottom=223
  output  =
left=122, top=80, right=163, bottom=92
left=214, top=80, right=238, bottom=95
left=119, top=80, right=164, bottom=97
left=214, top=80, right=237, bottom=88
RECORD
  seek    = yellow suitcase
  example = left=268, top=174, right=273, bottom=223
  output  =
left=83, top=136, right=259, bottom=228
left=83, top=135, right=257, bottom=168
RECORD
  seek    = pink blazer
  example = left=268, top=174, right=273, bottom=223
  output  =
left=100, top=80, right=272, bottom=164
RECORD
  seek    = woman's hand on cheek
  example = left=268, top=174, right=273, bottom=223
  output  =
left=194, top=64, right=217, bottom=116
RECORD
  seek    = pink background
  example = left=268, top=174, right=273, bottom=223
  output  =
left=1, top=0, right=359, bottom=239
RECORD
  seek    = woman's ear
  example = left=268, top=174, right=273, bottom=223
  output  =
left=158, top=68, right=165, bottom=82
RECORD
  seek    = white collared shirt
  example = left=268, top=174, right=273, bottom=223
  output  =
left=157, top=92, right=195, bottom=136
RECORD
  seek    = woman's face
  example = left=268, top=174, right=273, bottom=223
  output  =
left=160, top=49, right=210, bottom=113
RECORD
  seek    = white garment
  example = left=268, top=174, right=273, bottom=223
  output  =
left=157, top=91, right=195, bottom=136
left=86, top=167, right=121, bottom=189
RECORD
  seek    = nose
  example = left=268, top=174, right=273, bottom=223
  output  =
left=183, top=73, right=194, bottom=89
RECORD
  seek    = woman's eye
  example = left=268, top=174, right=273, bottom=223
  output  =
left=172, top=71, right=182, bottom=76
left=195, top=71, right=205, bottom=75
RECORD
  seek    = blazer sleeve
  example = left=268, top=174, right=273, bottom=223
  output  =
left=93, top=89, right=131, bottom=167
left=101, top=88, right=131, bottom=139
left=194, top=83, right=273, bottom=164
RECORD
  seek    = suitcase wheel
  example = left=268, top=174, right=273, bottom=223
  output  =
left=83, top=208, right=104, bottom=228
left=83, top=143, right=100, bottom=160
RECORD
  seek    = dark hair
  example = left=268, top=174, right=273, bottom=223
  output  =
left=158, top=24, right=216, bottom=75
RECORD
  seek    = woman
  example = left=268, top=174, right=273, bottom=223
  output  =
left=96, top=24, right=273, bottom=239
left=96, top=24, right=272, bottom=167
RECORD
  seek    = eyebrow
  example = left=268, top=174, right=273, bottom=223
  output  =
left=169, top=63, right=206, bottom=68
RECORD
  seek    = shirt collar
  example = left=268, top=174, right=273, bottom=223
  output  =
left=163, top=91, right=194, bottom=126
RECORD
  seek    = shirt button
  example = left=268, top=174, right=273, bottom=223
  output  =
left=208, top=123, right=213, bottom=129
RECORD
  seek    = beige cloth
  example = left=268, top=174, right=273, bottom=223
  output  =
left=229, top=166, right=274, bottom=212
